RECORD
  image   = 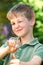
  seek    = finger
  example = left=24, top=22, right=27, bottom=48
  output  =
left=10, top=62, right=20, bottom=65
left=10, top=64, right=17, bottom=65
left=12, top=53, right=16, bottom=59
left=10, top=59, right=20, bottom=64
left=7, top=40, right=13, bottom=47
left=10, top=59, right=15, bottom=64
left=8, top=39, right=16, bottom=47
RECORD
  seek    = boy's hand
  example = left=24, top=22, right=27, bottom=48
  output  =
left=10, top=59, right=20, bottom=65
left=7, top=39, right=20, bottom=53
left=10, top=54, right=21, bottom=65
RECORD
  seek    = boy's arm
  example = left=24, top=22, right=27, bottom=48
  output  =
left=21, top=56, right=42, bottom=65
left=0, top=39, right=19, bottom=59
left=0, top=46, right=9, bottom=58
left=10, top=56, right=42, bottom=65
left=0, top=45, right=17, bottom=59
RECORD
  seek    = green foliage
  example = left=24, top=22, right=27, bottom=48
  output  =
left=0, top=0, right=43, bottom=47
left=0, top=59, right=4, bottom=65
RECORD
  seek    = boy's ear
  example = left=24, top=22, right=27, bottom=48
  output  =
left=30, top=17, right=35, bottom=26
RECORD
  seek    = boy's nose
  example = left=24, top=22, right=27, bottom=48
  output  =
left=15, top=23, right=19, bottom=28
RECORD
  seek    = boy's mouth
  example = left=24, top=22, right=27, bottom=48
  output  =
left=15, top=28, right=23, bottom=32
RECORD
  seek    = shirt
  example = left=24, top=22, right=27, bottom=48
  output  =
left=1, top=37, right=43, bottom=65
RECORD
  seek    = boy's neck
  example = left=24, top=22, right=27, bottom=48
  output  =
left=20, top=34, right=34, bottom=45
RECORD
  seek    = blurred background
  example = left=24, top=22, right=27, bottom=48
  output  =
left=0, top=0, right=43, bottom=64
left=0, top=0, right=43, bottom=47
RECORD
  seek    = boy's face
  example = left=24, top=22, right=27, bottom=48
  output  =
left=10, top=13, right=34, bottom=37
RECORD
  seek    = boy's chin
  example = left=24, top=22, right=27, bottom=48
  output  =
left=16, top=35, right=22, bottom=37
left=16, top=34, right=25, bottom=38
left=15, top=32, right=27, bottom=37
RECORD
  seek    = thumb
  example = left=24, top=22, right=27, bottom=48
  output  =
left=12, top=53, right=16, bottom=59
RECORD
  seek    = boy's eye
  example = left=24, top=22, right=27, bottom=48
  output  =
left=11, top=23, right=15, bottom=25
left=18, top=21, right=22, bottom=23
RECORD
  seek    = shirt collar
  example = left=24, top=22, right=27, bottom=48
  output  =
left=18, top=38, right=39, bottom=46
left=26, top=38, right=39, bottom=46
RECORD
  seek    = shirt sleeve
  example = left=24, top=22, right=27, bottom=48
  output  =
left=1, top=41, right=8, bottom=48
left=33, top=44, right=43, bottom=61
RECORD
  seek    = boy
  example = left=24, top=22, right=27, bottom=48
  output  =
left=0, top=4, right=43, bottom=65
